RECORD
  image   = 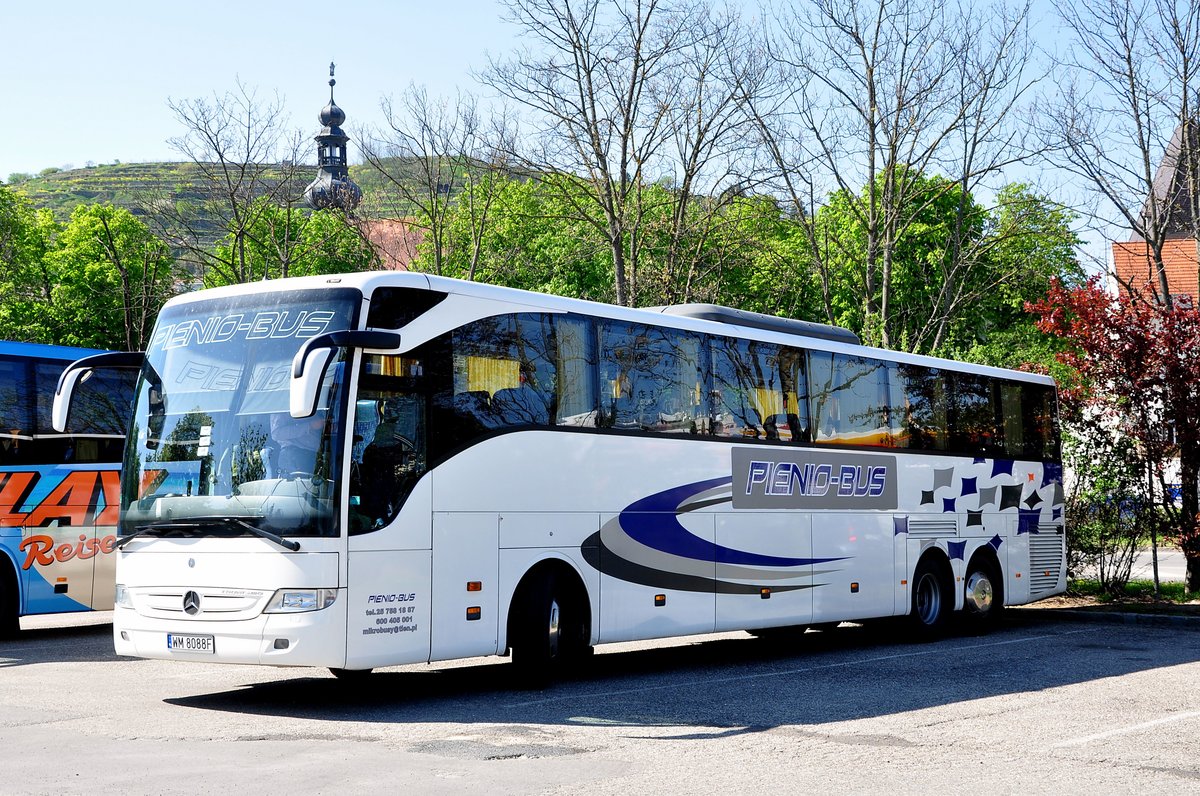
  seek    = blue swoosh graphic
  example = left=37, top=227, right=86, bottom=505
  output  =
left=618, top=476, right=846, bottom=568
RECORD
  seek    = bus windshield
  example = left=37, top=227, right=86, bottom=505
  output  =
left=120, top=288, right=361, bottom=538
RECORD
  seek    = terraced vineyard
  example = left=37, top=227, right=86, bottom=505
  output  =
left=18, top=162, right=304, bottom=217
left=16, top=159, right=440, bottom=220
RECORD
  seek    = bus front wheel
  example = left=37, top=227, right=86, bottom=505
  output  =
left=329, top=667, right=374, bottom=682
left=510, top=572, right=589, bottom=684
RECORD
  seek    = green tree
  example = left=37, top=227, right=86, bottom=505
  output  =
left=207, top=199, right=379, bottom=288
left=811, top=173, right=1083, bottom=358
left=0, top=185, right=60, bottom=343
left=46, top=204, right=179, bottom=349
left=959, top=184, right=1085, bottom=372
left=419, top=174, right=612, bottom=300
left=712, top=196, right=825, bottom=323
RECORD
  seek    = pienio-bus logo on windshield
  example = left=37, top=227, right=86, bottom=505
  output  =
left=151, top=310, right=338, bottom=351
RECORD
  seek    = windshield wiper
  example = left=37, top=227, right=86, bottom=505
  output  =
left=218, top=517, right=302, bottom=551
left=114, top=522, right=200, bottom=549
left=118, top=517, right=301, bottom=552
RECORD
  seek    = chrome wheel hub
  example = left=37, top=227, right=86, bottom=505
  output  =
left=965, top=571, right=994, bottom=613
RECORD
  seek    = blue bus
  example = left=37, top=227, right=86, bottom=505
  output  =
left=0, top=341, right=135, bottom=636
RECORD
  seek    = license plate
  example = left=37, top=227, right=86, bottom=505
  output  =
left=167, top=633, right=215, bottom=654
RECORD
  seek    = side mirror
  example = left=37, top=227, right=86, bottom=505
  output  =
left=290, top=330, right=402, bottom=418
left=52, top=352, right=145, bottom=433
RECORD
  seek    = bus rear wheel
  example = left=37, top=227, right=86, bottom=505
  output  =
left=510, top=572, right=589, bottom=685
left=962, top=557, right=1004, bottom=633
left=910, top=558, right=952, bottom=638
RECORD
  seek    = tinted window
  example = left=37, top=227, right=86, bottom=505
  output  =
left=950, top=373, right=1002, bottom=456
left=0, top=357, right=32, bottom=439
left=711, top=337, right=809, bottom=442
left=366, top=287, right=447, bottom=328
left=1022, top=383, right=1059, bottom=460
left=600, top=322, right=704, bottom=434
left=556, top=316, right=598, bottom=426
left=34, top=363, right=134, bottom=436
left=810, top=353, right=889, bottom=445
left=350, top=354, right=428, bottom=534
left=890, top=364, right=948, bottom=450
left=450, top=313, right=557, bottom=429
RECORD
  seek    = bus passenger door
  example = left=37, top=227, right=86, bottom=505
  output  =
left=715, top=513, right=813, bottom=632
left=430, top=512, right=500, bottom=660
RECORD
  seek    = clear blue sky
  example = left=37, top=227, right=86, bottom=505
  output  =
left=4, top=0, right=514, bottom=178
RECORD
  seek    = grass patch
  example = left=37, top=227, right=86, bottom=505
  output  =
left=1068, top=578, right=1194, bottom=603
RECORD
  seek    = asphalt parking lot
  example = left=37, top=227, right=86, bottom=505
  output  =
left=2, top=610, right=1199, bottom=794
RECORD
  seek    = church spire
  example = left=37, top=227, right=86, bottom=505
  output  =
left=304, top=62, right=362, bottom=212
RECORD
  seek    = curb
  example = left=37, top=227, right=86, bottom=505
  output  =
left=1013, top=607, right=1200, bottom=631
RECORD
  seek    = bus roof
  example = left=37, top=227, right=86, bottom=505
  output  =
left=160, top=271, right=1057, bottom=387
left=0, top=340, right=109, bottom=360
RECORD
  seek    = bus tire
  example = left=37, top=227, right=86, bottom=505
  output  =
left=910, top=556, right=952, bottom=639
left=0, top=561, right=19, bottom=640
left=962, top=554, right=1004, bottom=633
left=329, top=667, right=374, bottom=682
left=509, top=570, right=589, bottom=686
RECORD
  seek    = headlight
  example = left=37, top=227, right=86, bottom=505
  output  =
left=263, top=588, right=338, bottom=613
left=114, top=583, right=133, bottom=609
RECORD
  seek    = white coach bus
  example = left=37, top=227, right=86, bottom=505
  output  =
left=54, top=272, right=1065, bottom=678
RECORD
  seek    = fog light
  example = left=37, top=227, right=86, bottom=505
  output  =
left=273, top=638, right=290, bottom=650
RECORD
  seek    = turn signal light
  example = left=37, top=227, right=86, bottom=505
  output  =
left=654, top=594, right=666, bottom=607
left=466, top=606, right=482, bottom=620
left=760, top=588, right=771, bottom=599
left=467, top=581, right=482, bottom=592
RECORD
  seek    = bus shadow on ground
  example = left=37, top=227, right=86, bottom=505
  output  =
left=165, top=612, right=1200, bottom=729
left=0, top=622, right=116, bottom=667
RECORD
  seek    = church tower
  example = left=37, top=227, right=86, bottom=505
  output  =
left=304, top=63, right=362, bottom=212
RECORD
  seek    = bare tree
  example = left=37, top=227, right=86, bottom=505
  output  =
left=746, top=0, right=1041, bottom=351
left=483, top=0, right=757, bottom=306
left=92, top=212, right=177, bottom=350
left=363, top=86, right=517, bottom=280
left=1045, top=0, right=1200, bottom=308
left=654, top=2, right=768, bottom=303
left=143, top=81, right=312, bottom=284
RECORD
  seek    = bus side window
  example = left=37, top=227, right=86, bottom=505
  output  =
left=810, top=353, right=888, bottom=446
left=0, top=357, right=31, bottom=465
left=710, top=337, right=802, bottom=442
left=600, top=322, right=703, bottom=434
left=556, top=316, right=598, bottom=427
left=893, top=364, right=948, bottom=451
left=949, top=373, right=1001, bottom=456
left=451, top=314, right=557, bottom=430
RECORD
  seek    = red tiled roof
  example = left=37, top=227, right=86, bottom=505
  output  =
left=357, top=218, right=426, bottom=271
left=1113, top=238, right=1200, bottom=305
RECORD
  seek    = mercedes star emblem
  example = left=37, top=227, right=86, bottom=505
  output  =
left=183, top=591, right=201, bottom=615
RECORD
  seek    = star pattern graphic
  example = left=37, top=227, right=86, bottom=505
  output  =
left=903, top=456, right=1065, bottom=539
